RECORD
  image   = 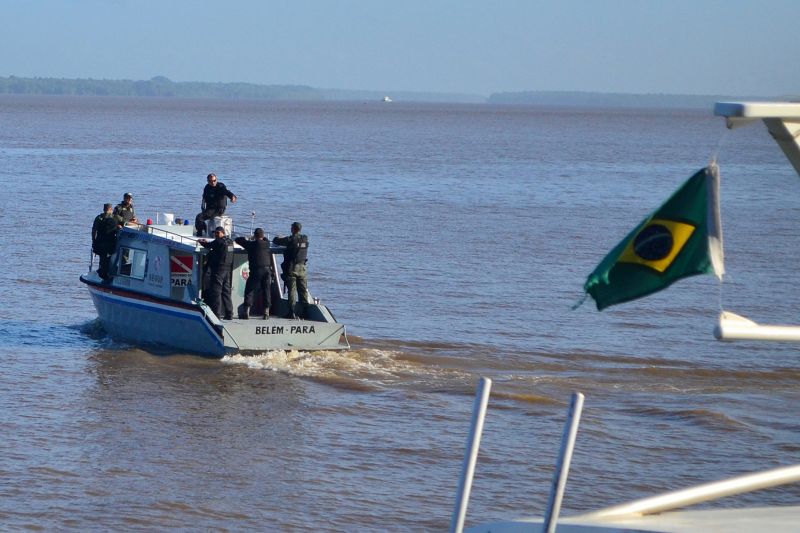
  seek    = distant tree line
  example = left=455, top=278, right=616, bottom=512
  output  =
left=2, top=76, right=786, bottom=107
left=0, top=75, right=324, bottom=100
left=487, top=90, right=783, bottom=109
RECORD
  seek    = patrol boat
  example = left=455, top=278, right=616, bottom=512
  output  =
left=80, top=216, right=349, bottom=357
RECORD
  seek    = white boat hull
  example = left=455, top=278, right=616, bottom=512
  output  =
left=86, top=278, right=227, bottom=356
left=83, top=276, right=348, bottom=356
left=220, top=318, right=347, bottom=353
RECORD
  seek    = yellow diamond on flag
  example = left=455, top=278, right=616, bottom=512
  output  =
left=618, top=218, right=696, bottom=273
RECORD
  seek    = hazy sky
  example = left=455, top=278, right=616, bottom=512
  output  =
left=1, top=0, right=798, bottom=96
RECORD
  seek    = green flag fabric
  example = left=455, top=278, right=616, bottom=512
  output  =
left=584, top=166, right=724, bottom=310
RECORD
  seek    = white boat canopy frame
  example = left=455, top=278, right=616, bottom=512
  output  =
left=713, top=101, right=800, bottom=342
left=715, top=101, right=800, bottom=176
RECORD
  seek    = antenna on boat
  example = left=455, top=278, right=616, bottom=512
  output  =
left=250, top=211, right=256, bottom=236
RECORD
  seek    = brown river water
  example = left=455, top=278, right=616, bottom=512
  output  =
left=0, top=96, right=798, bottom=530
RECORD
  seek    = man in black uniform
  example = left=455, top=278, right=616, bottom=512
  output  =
left=92, top=203, right=119, bottom=280
left=198, top=226, right=235, bottom=320
left=272, top=221, right=309, bottom=319
left=234, top=227, right=272, bottom=319
left=113, top=192, right=138, bottom=225
left=92, top=203, right=113, bottom=249
left=194, top=173, right=237, bottom=236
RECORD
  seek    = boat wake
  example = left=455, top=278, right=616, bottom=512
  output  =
left=221, top=347, right=471, bottom=391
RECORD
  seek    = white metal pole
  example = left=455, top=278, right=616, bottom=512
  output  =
left=542, top=391, right=585, bottom=533
left=577, top=463, right=800, bottom=520
left=450, top=377, right=492, bottom=533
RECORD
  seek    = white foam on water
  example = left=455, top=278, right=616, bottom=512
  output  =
left=221, top=348, right=466, bottom=387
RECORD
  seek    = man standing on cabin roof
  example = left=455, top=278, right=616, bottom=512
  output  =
left=92, top=203, right=119, bottom=280
left=234, top=227, right=272, bottom=319
left=272, top=221, right=309, bottom=319
left=199, top=226, right=235, bottom=320
left=113, top=192, right=138, bottom=225
left=194, top=173, right=237, bottom=236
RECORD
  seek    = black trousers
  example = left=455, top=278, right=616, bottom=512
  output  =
left=97, top=253, right=112, bottom=279
left=94, top=242, right=115, bottom=280
left=195, top=208, right=224, bottom=233
left=207, top=268, right=233, bottom=319
left=243, top=267, right=271, bottom=315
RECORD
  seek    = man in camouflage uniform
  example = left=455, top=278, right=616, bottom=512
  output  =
left=113, top=192, right=138, bottom=225
left=272, top=221, right=309, bottom=319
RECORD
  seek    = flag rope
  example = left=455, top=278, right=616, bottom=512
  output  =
left=710, top=128, right=731, bottom=312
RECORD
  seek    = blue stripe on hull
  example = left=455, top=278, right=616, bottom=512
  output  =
left=88, top=287, right=225, bottom=357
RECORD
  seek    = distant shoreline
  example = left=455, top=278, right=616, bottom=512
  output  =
left=0, top=75, right=791, bottom=108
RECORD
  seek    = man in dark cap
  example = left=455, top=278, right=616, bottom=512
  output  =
left=92, top=203, right=119, bottom=280
left=272, top=221, right=309, bottom=319
left=92, top=203, right=113, bottom=249
left=113, top=192, right=138, bottom=225
left=234, top=227, right=272, bottom=319
left=198, top=226, right=235, bottom=320
left=194, top=173, right=237, bottom=236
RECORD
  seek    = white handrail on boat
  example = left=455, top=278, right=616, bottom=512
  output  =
left=542, top=392, right=585, bottom=533
left=714, top=101, right=800, bottom=179
left=450, top=377, right=492, bottom=533
left=144, top=224, right=199, bottom=246
left=715, top=311, right=800, bottom=342
left=573, top=463, right=800, bottom=521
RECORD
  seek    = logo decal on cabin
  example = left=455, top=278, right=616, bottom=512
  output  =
left=170, top=255, right=193, bottom=273
left=170, top=255, right=193, bottom=286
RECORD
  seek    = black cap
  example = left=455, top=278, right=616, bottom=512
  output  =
left=123, top=192, right=133, bottom=199
left=291, top=221, right=302, bottom=231
left=103, top=203, right=113, bottom=210
left=254, top=228, right=264, bottom=237
left=214, top=226, right=225, bottom=234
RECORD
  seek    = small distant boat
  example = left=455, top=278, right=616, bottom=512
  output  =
left=80, top=215, right=349, bottom=357
left=382, top=96, right=392, bottom=103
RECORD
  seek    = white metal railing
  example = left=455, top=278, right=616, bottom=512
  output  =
left=450, top=377, right=492, bottom=533
left=573, top=464, right=800, bottom=521
left=450, top=383, right=584, bottom=533
left=542, top=392, right=585, bottom=533
left=141, top=223, right=199, bottom=246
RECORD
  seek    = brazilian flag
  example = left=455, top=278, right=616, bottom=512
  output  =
left=584, top=166, right=724, bottom=310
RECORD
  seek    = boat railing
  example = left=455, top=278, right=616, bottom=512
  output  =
left=229, top=223, right=274, bottom=241
left=130, top=219, right=283, bottom=250
left=137, top=223, right=199, bottom=247
left=451, top=379, right=585, bottom=533
left=452, top=380, right=800, bottom=532
left=572, top=463, right=800, bottom=521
